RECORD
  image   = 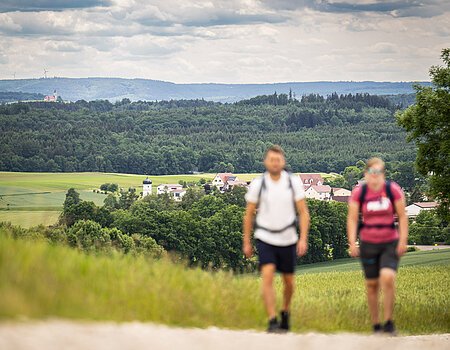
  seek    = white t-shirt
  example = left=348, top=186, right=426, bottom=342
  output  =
left=245, top=171, right=305, bottom=246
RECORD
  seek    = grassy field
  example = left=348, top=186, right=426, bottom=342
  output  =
left=0, top=211, right=60, bottom=228
left=0, top=230, right=448, bottom=335
left=0, top=172, right=218, bottom=227
left=0, top=171, right=336, bottom=227
left=297, top=249, right=450, bottom=274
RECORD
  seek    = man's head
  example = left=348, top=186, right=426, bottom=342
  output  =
left=264, top=145, right=286, bottom=175
left=364, top=157, right=386, bottom=189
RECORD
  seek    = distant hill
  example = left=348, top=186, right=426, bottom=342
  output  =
left=0, top=77, right=430, bottom=103
left=0, top=91, right=45, bottom=103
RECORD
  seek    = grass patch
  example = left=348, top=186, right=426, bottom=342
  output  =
left=297, top=249, right=450, bottom=274
left=0, top=211, right=60, bottom=228
left=0, top=231, right=448, bottom=334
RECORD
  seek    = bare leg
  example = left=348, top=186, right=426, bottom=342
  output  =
left=380, top=268, right=396, bottom=322
left=261, top=264, right=277, bottom=319
left=366, top=278, right=380, bottom=324
left=282, top=273, right=295, bottom=312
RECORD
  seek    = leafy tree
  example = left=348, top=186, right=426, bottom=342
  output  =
left=63, top=188, right=81, bottom=210
left=103, top=193, right=119, bottom=209
left=342, top=165, right=362, bottom=188
left=67, top=220, right=111, bottom=253
left=118, top=187, right=139, bottom=210
left=397, top=48, right=450, bottom=221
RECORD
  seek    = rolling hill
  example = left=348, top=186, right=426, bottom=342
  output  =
left=0, top=77, right=430, bottom=102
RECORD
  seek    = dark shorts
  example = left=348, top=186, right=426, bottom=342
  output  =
left=256, top=239, right=297, bottom=274
left=360, top=240, right=399, bottom=279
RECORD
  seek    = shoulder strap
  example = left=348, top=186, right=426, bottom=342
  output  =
left=256, top=173, right=266, bottom=208
left=357, top=184, right=367, bottom=231
left=286, top=172, right=297, bottom=208
left=359, top=183, right=367, bottom=207
left=385, top=180, right=396, bottom=215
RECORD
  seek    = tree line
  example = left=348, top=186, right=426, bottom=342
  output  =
left=0, top=93, right=416, bottom=174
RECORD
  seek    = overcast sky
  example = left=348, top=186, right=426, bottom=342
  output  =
left=0, top=0, right=449, bottom=83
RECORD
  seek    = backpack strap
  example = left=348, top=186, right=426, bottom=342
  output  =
left=287, top=172, right=297, bottom=211
left=256, top=173, right=266, bottom=209
left=385, top=180, right=396, bottom=215
left=357, top=183, right=367, bottom=232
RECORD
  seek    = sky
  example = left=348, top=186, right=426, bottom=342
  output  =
left=0, top=0, right=449, bottom=83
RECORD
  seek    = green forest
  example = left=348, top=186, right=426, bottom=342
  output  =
left=0, top=92, right=416, bottom=174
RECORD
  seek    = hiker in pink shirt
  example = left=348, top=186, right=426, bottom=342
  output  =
left=347, top=157, right=408, bottom=335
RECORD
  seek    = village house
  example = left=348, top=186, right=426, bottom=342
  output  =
left=406, top=202, right=438, bottom=219
left=298, top=173, right=324, bottom=190
left=156, top=183, right=186, bottom=201
left=212, top=173, right=247, bottom=192
left=305, top=184, right=332, bottom=201
left=332, top=187, right=351, bottom=197
left=330, top=187, right=351, bottom=203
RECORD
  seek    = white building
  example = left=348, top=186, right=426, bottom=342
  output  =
left=212, top=173, right=234, bottom=191
left=142, top=177, right=152, bottom=197
left=157, top=184, right=183, bottom=195
left=212, top=173, right=247, bottom=192
left=332, top=187, right=351, bottom=197
left=157, top=184, right=186, bottom=201
left=406, top=202, right=438, bottom=219
left=171, top=189, right=187, bottom=202
left=305, top=185, right=332, bottom=201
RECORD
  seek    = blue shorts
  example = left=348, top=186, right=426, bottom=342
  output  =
left=256, top=239, right=297, bottom=274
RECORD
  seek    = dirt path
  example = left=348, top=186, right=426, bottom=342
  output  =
left=0, top=320, right=448, bottom=350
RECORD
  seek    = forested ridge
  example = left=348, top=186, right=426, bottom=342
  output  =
left=0, top=92, right=416, bottom=174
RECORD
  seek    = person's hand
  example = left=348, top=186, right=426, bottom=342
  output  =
left=349, top=243, right=360, bottom=258
left=396, top=241, right=407, bottom=257
left=243, top=241, right=253, bottom=258
left=297, top=239, right=308, bottom=257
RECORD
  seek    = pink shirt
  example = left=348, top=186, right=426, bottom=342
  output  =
left=350, top=181, right=403, bottom=244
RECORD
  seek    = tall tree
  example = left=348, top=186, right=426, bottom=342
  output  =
left=396, top=48, right=450, bottom=221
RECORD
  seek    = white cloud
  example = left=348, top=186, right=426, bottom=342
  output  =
left=0, top=0, right=448, bottom=82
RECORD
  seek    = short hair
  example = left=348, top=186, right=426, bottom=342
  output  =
left=365, top=157, right=385, bottom=171
left=264, top=145, right=285, bottom=158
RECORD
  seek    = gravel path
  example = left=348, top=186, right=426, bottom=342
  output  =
left=0, top=320, right=449, bottom=350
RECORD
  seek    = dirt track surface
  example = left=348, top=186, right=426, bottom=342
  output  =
left=0, top=320, right=448, bottom=350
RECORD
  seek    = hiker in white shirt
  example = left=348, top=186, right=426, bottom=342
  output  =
left=243, top=145, right=310, bottom=333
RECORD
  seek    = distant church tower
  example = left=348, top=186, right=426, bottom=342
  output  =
left=142, top=177, right=152, bottom=197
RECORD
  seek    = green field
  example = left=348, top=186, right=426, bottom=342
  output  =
left=0, top=230, right=448, bottom=334
left=0, top=211, right=60, bottom=228
left=296, top=249, right=450, bottom=274
left=0, top=171, right=336, bottom=227
left=0, top=172, right=218, bottom=227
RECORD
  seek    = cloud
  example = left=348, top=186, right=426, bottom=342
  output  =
left=369, top=42, right=399, bottom=54
left=0, top=0, right=111, bottom=12
left=262, top=0, right=450, bottom=18
left=0, top=0, right=448, bottom=83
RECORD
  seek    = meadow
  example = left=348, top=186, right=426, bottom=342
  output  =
left=0, top=171, right=333, bottom=227
left=0, top=229, right=448, bottom=335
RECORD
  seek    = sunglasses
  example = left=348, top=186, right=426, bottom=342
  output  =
left=367, top=168, right=384, bottom=175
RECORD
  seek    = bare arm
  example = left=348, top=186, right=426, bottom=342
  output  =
left=242, top=202, right=257, bottom=258
left=394, top=196, right=409, bottom=256
left=295, top=199, right=310, bottom=256
left=347, top=200, right=360, bottom=257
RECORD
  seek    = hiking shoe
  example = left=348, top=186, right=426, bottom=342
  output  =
left=280, top=311, right=290, bottom=332
left=372, top=323, right=382, bottom=334
left=267, top=317, right=280, bottom=333
left=383, top=320, right=397, bottom=336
